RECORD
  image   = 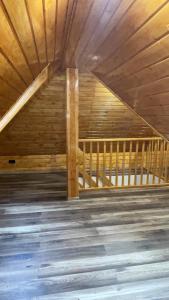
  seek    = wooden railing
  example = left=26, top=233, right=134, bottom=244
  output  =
left=78, top=137, right=169, bottom=190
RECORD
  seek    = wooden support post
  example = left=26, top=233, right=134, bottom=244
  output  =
left=66, top=68, right=79, bottom=200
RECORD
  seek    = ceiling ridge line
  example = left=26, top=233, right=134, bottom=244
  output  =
left=69, top=0, right=95, bottom=66
left=82, top=0, right=125, bottom=67
left=61, top=0, right=78, bottom=68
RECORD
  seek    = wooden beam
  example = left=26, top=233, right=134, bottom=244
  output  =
left=66, top=68, right=79, bottom=200
left=0, top=65, right=49, bottom=133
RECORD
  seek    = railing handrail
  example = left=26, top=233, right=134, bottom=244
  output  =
left=79, top=137, right=162, bottom=142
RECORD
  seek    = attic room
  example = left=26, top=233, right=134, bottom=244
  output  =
left=0, top=0, right=169, bottom=299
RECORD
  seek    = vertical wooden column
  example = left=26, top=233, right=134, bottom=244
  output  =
left=66, top=68, right=79, bottom=200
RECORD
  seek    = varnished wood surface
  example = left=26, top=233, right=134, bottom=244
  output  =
left=0, top=74, right=66, bottom=156
left=1, top=172, right=169, bottom=298
left=0, top=1, right=169, bottom=139
left=66, top=68, right=79, bottom=199
left=79, top=73, right=156, bottom=139
left=0, top=73, right=155, bottom=161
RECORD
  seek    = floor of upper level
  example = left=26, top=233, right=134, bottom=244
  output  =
left=1, top=172, right=169, bottom=299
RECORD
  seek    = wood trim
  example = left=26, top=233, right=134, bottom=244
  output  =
left=0, top=65, right=49, bottom=133
left=79, top=137, right=162, bottom=142
left=66, top=68, right=79, bottom=199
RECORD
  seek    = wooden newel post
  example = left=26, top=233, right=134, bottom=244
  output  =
left=66, top=68, right=79, bottom=200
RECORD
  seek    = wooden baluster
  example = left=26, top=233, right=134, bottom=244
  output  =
left=128, top=141, right=132, bottom=186
left=146, top=141, right=151, bottom=185
left=83, top=142, right=86, bottom=189
left=163, top=141, right=166, bottom=181
left=165, top=142, right=169, bottom=182
left=96, top=141, right=100, bottom=187
left=159, top=140, right=164, bottom=184
left=140, top=141, right=145, bottom=185
left=152, top=140, right=156, bottom=184
left=103, top=141, right=106, bottom=187
left=122, top=141, right=126, bottom=186
left=153, top=140, right=157, bottom=183
left=150, top=141, right=153, bottom=184
left=134, top=141, right=139, bottom=186
left=116, top=141, right=119, bottom=186
left=109, top=141, right=113, bottom=185
left=90, top=141, right=93, bottom=188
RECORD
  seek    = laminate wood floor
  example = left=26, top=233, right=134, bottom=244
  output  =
left=1, top=172, right=169, bottom=299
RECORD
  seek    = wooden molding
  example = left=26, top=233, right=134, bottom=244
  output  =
left=0, top=64, right=50, bottom=133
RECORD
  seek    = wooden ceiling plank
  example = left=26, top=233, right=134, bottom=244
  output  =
left=54, top=0, right=69, bottom=63
left=76, top=0, right=114, bottom=69
left=82, top=0, right=135, bottom=70
left=0, top=51, right=26, bottom=91
left=94, top=0, right=167, bottom=73
left=96, top=2, right=169, bottom=75
left=0, top=7, right=32, bottom=85
left=0, top=75, right=22, bottom=95
left=67, top=0, right=95, bottom=66
left=106, top=34, right=169, bottom=85
left=24, top=0, right=41, bottom=73
left=1, top=0, right=35, bottom=79
left=61, top=0, right=78, bottom=67
left=53, top=0, right=58, bottom=62
left=42, top=0, right=48, bottom=64
left=108, top=58, right=169, bottom=93
left=0, top=64, right=49, bottom=133
left=44, top=0, right=57, bottom=63
left=25, top=0, right=46, bottom=67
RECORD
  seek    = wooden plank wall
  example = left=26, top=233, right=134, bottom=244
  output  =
left=0, top=154, right=66, bottom=173
left=79, top=73, right=156, bottom=139
left=0, top=74, right=66, bottom=156
left=0, top=73, right=156, bottom=172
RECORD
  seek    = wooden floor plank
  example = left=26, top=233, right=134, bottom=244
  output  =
left=0, top=172, right=169, bottom=299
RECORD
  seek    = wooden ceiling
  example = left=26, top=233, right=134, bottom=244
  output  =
left=0, top=0, right=169, bottom=139
left=0, top=0, right=67, bottom=116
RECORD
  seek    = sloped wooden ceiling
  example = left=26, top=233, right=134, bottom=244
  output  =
left=0, top=0, right=169, bottom=139
left=0, top=0, right=67, bottom=116
left=63, top=0, right=169, bottom=139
